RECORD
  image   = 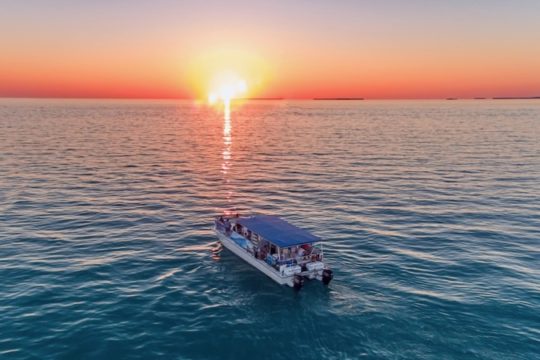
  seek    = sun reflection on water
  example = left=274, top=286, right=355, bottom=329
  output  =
left=207, top=76, right=245, bottom=212
left=222, top=99, right=234, bottom=219
left=222, top=99, right=232, bottom=174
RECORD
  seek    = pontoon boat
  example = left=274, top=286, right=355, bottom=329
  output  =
left=214, top=214, right=333, bottom=289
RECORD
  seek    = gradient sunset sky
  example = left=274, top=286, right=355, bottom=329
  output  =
left=1, top=0, right=540, bottom=99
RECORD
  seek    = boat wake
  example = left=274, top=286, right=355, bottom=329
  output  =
left=176, top=241, right=223, bottom=260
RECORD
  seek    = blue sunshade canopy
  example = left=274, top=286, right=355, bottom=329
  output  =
left=237, top=215, right=320, bottom=247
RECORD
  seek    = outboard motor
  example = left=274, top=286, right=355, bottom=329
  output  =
left=293, top=274, right=305, bottom=290
left=322, top=269, right=333, bottom=285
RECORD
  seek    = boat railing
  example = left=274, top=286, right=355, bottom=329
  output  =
left=277, top=253, right=323, bottom=265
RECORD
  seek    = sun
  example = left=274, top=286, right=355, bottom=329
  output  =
left=207, top=73, right=248, bottom=104
left=185, top=46, right=270, bottom=101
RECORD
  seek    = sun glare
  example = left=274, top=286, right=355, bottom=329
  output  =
left=185, top=46, right=269, bottom=101
left=208, top=75, right=248, bottom=104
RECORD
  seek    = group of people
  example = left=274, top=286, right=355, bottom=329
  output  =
left=257, top=243, right=317, bottom=264
left=280, top=244, right=313, bottom=261
left=217, top=214, right=322, bottom=265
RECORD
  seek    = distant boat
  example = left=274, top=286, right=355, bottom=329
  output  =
left=214, top=214, right=333, bottom=289
left=446, top=97, right=458, bottom=100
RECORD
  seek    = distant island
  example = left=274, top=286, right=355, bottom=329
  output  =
left=235, top=97, right=284, bottom=100
left=492, top=96, right=540, bottom=100
left=446, top=97, right=540, bottom=100
left=313, top=97, right=365, bottom=100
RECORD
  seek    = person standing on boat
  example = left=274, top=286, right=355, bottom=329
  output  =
left=297, top=246, right=305, bottom=258
left=224, top=218, right=231, bottom=235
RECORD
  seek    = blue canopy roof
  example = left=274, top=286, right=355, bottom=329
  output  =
left=237, top=215, right=320, bottom=247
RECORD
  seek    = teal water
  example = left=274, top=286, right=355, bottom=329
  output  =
left=0, top=99, right=539, bottom=359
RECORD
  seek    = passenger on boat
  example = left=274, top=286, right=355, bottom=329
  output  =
left=258, top=243, right=269, bottom=260
left=301, top=244, right=312, bottom=253
left=290, top=247, right=297, bottom=258
left=311, top=247, right=321, bottom=261
left=224, top=219, right=231, bottom=234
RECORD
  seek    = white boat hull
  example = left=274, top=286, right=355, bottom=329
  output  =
left=215, top=230, right=296, bottom=287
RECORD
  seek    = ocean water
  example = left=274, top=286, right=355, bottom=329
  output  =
left=0, top=98, right=539, bottom=360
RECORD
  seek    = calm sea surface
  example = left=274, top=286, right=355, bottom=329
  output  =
left=0, top=99, right=539, bottom=359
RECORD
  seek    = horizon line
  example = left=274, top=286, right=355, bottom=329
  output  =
left=1, top=96, right=540, bottom=101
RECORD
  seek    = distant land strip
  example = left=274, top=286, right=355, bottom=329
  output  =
left=235, top=97, right=284, bottom=100
left=492, top=96, right=540, bottom=100
left=313, top=97, right=365, bottom=100
left=446, top=97, right=540, bottom=100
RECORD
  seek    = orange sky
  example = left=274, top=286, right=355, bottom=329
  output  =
left=1, top=1, right=540, bottom=99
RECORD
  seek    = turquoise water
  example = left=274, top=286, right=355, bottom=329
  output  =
left=1, top=99, right=539, bottom=359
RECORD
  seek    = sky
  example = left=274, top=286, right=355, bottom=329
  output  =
left=1, top=0, right=540, bottom=99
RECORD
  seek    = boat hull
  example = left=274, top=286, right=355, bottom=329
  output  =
left=215, top=230, right=295, bottom=287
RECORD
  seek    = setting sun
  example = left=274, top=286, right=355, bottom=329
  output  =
left=208, top=73, right=248, bottom=104
left=184, top=46, right=270, bottom=101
